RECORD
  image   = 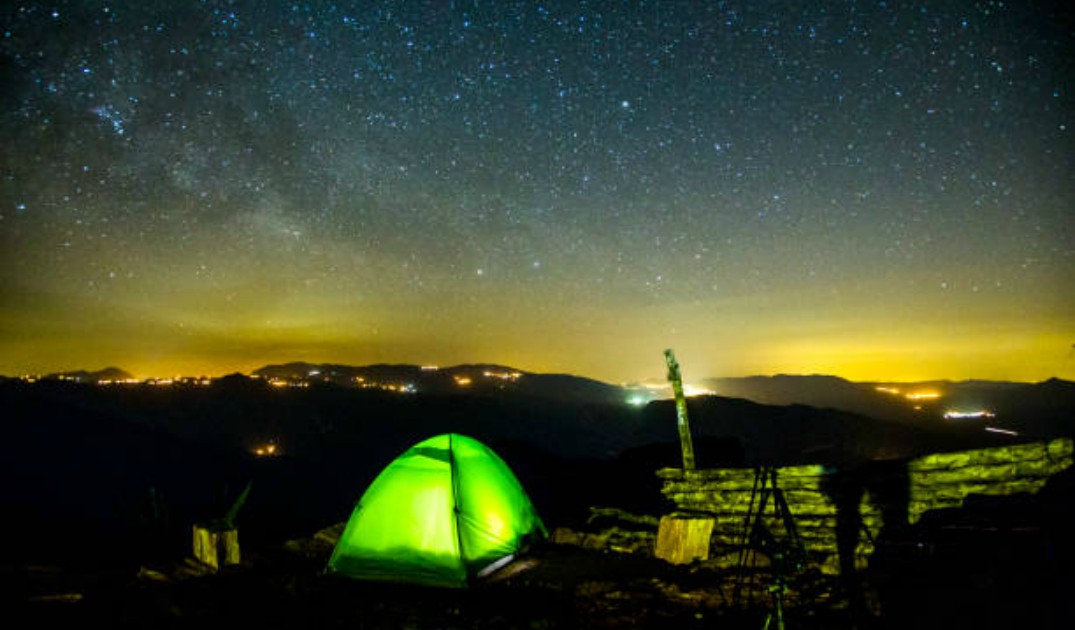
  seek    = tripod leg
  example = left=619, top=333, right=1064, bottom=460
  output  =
left=735, top=467, right=765, bottom=605
left=774, top=593, right=785, bottom=630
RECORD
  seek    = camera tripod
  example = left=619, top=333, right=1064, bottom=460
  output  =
left=733, top=466, right=807, bottom=630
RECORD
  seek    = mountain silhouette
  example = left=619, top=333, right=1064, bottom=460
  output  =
left=252, top=361, right=627, bottom=404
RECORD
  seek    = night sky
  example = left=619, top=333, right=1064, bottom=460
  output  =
left=2, top=1, right=1072, bottom=383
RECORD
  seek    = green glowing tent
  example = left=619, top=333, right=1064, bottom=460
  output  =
left=326, top=433, right=546, bottom=587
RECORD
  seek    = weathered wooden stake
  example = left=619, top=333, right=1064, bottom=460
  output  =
left=664, top=349, right=696, bottom=470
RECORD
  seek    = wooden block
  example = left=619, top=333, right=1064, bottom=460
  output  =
left=192, top=525, right=220, bottom=571
left=192, top=525, right=241, bottom=570
left=220, top=528, right=240, bottom=566
left=655, top=515, right=714, bottom=564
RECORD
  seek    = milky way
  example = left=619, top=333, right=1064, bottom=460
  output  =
left=1, top=1, right=1072, bottom=382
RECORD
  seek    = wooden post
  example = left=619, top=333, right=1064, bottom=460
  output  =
left=220, top=529, right=241, bottom=566
left=192, top=525, right=220, bottom=571
left=664, top=349, right=696, bottom=470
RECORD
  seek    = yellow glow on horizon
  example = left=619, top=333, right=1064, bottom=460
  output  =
left=730, top=323, right=1074, bottom=384
left=1, top=270, right=1072, bottom=384
left=683, top=384, right=715, bottom=397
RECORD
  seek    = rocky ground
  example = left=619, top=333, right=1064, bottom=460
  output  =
left=12, top=539, right=866, bottom=630
left=12, top=504, right=1075, bottom=630
left=6, top=382, right=1072, bottom=629
left=11, top=471, right=1075, bottom=630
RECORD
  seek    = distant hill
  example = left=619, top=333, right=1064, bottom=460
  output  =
left=45, top=366, right=135, bottom=383
left=638, top=395, right=1015, bottom=467
left=959, top=378, right=1075, bottom=437
left=1, top=372, right=1056, bottom=560
left=251, top=362, right=628, bottom=405
left=702, top=374, right=1075, bottom=438
left=702, top=374, right=919, bottom=423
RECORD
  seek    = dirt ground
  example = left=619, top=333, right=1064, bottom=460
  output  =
left=12, top=485, right=1075, bottom=630
left=14, top=529, right=1075, bottom=630
left=12, top=542, right=869, bottom=630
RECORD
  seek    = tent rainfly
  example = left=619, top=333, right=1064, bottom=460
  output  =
left=326, top=433, right=546, bottom=587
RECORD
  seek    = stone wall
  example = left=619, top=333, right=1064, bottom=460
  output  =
left=549, top=507, right=658, bottom=555
left=657, top=438, right=1073, bottom=574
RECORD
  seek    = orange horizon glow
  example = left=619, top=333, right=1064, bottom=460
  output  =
left=2, top=288, right=1072, bottom=385
left=6, top=349, right=1072, bottom=386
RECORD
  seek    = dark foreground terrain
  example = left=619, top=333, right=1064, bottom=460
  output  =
left=4, top=379, right=1073, bottom=629
left=10, top=460, right=1075, bottom=630
left=9, top=545, right=833, bottom=630
left=9, top=509, right=1075, bottom=630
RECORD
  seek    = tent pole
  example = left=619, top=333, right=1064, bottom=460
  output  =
left=447, top=434, right=468, bottom=584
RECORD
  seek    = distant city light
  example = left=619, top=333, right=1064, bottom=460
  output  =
left=905, top=391, right=941, bottom=401
left=253, top=443, right=279, bottom=457
left=985, top=426, right=1019, bottom=436
left=626, top=394, right=648, bottom=407
left=875, top=386, right=901, bottom=395
left=483, top=370, right=522, bottom=381
left=622, top=382, right=709, bottom=400
left=454, top=376, right=472, bottom=387
left=944, top=410, right=996, bottom=419
left=683, top=384, right=715, bottom=397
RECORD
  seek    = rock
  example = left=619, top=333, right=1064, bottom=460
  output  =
left=136, top=566, right=171, bottom=583
left=282, top=522, right=345, bottom=559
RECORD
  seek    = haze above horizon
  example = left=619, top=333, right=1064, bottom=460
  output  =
left=9, top=359, right=1072, bottom=388
left=2, top=2, right=1072, bottom=384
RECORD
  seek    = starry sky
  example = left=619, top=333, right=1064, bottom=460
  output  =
left=1, top=1, right=1073, bottom=383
